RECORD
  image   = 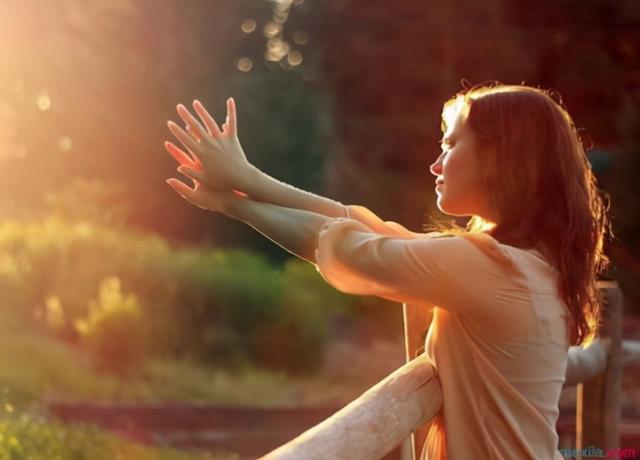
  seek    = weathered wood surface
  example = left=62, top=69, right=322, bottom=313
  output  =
left=260, top=352, right=441, bottom=460
left=401, top=303, right=435, bottom=460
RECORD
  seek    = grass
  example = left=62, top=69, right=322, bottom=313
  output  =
left=0, top=316, right=373, bottom=459
left=0, top=316, right=369, bottom=410
left=0, top=414, right=240, bottom=460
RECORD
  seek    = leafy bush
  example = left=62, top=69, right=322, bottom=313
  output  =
left=0, top=413, right=238, bottom=460
left=0, top=216, right=356, bottom=372
left=0, top=386, right=239, bottom=460
left=250, top=258, right=354, bottom=372
left=75, top=277, right=145, bottom=376
left=0, top=415, right=113, bottom=460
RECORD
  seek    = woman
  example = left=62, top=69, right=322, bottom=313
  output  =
left=164, top=83, right=612, bottom=459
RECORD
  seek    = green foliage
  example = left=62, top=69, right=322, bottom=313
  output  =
left=0, top=216, right=355, bottom=373
left=75, top=277, right=145, bottom=376
left=0, top=331, right=119, bottom=409
left=0, top=411, right=238, bottom=460
left=250, top=258, right=354, bottom=372
left=0, top=329, right=284, bottom=408
left=0, top=415, right=113, bottom=460
left=0, top=327, right=366, bottom=409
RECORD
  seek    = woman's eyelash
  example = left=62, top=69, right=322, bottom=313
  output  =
left=439, top=140, right=453, bottom=151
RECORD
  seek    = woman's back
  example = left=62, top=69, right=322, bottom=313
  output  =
left=422, top=236, right=569, bottom=459
left=312, top=204, right=574, bottom=459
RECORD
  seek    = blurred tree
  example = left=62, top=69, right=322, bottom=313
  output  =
left=607, top=91, right=640, bottom=307
left=0, top=0, right=637, bottom=278
left=0, top=0, right=335, bottom=265
left=319, top=0, right=538, bottom=230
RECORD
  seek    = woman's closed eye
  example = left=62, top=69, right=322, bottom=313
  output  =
left=439, top=139, right=453, bottom=153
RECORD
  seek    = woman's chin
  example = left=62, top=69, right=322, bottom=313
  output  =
left=436, top=197, right=469, bottom=217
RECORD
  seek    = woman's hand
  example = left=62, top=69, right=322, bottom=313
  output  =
left=165, top=176, right=245, bottom=215
left=165, top=98, right=255, bottom=192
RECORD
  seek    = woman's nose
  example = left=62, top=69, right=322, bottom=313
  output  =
left=430, top=155, right=443, bottom=176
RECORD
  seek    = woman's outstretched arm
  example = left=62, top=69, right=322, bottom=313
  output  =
left=228, top=196, right=331, bottom=264
left=165, top=178, right=451, bottom=307
left=165, top=178, right=330, bottom=263
left=166, top=98, right=348, bottom=219
left=243, top=165, right=349, bottom=219
left=166, top=98, right=423, bottom=239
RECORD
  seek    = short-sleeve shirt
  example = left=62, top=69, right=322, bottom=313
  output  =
left=314, top=205, right=570, bottom=460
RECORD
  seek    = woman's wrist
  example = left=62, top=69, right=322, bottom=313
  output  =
left=240, top=164, right=265, bottom=197
left=222, top=190, right=250, bottom=220
left=242, top=165, right=268, bottom=197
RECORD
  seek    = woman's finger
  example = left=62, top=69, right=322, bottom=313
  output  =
left=226, top=97, right=237, bottom=136
left=166, top=179, right=207, bottom=209
left=167, top=178, right=223, bottom=212
left=166, top=178, right=197, bottom=200
left=166, top=178, right=192, bottom=194
left=167, top=121, right=200, bottom=156
left=193, top=100, right=223, bottom=138
left=177, top=104, right=208, bottom=141
left=178, top=165, right=205, bottom=183
left=164, top=141, right=200, bottom=167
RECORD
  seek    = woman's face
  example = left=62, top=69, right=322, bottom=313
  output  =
left=429, top=107, right=497, bottom=222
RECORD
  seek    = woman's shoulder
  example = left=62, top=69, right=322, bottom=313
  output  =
left=424, top=231, right=517, bottom=271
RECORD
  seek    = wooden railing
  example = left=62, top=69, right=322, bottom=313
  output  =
left=49, top=283, right=638, bottom=459
left=401, top=280, right=640, bottom=460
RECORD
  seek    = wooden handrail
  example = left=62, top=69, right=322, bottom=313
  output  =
left=260, top=352, right=441, bottom=460
left=255, top=282, right=631, bottom=459
left=403, top=282, right=632, bottom=459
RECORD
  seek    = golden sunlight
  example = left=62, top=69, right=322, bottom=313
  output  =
left=36, top=92, right=51, bottom=111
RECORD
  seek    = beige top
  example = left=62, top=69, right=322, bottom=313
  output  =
left=314, top=205, right=570, bottom=460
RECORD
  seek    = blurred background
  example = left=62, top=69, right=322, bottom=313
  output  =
left=0, top=0, right=638, bottom=458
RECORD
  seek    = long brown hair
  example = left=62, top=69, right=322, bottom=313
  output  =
left=425, top=82, right=613, bottom=346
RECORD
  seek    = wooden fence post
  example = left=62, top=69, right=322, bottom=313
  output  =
left=575, top=280, right=623, bottom=457
left=401, top=303, right=435, bottom=460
